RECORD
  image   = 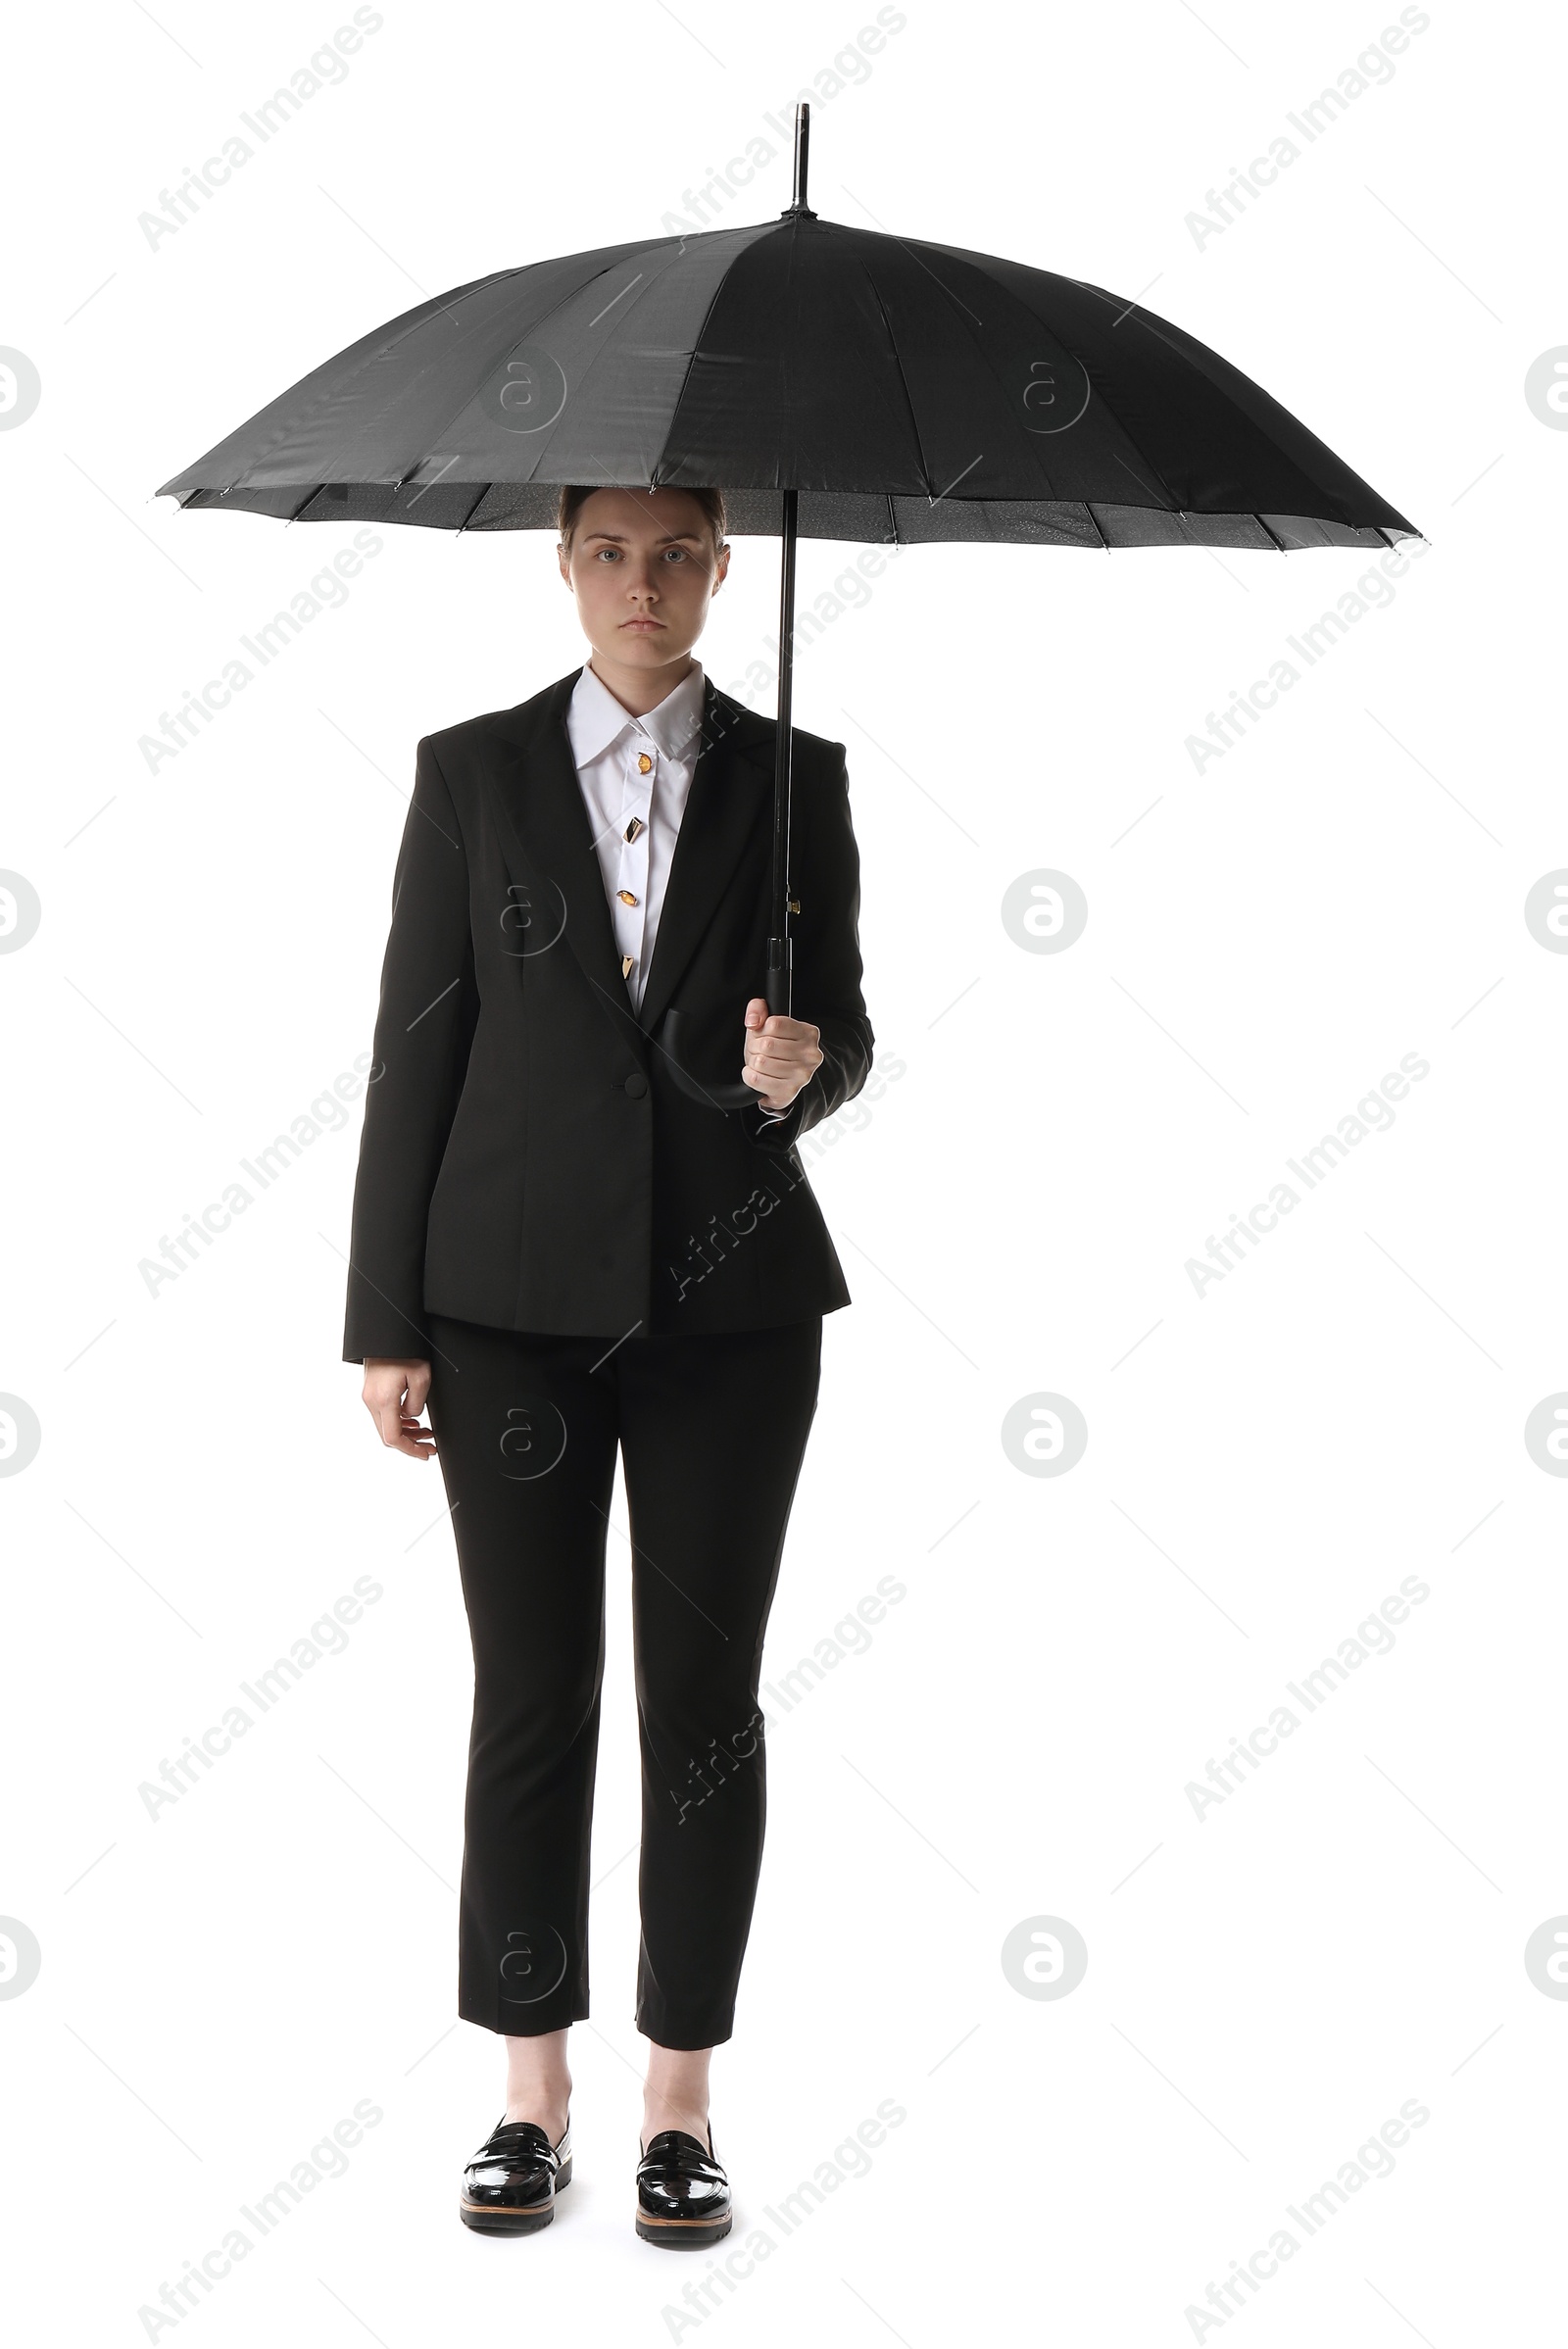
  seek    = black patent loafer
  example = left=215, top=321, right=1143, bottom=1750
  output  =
left=460, top=2114, right=572, bottom=2234
left=635, top=2125, right=732, bottom=2247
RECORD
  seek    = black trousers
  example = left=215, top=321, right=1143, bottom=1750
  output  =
left=426, top=1309, right=823, bottom=2050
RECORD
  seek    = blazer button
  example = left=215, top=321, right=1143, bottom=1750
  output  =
left=623, top=1072, right=649, bottom=1099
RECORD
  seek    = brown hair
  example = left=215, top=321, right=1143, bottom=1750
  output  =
left=557, top=482, right=727, bottom=562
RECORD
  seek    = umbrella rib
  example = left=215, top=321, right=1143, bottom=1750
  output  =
left=1111, top=444, right=1186, bottom=524
left=656, top=247, right=759, bottom=494
left=1026, top=279, right=1207, bottom=518
left=1070, top=277, right=1364, bottom=524
left=236, top=271, right=530, bottom=493
left=530, top=220, right=785, bottom=509
left=421, top=220, right=779, bottom=510
left=402, top=265, right=635, bottom=500
left=388, top=236, right=711, bottom=507
left=859, top=233, right=1178, bottom=533
left=852, top=253, right=935, bottom=502
left=455, top=482, right=493, bottom=532
left=899, top=238, right=1203, bottom=518
left=592, top=218, right=784, bottom=498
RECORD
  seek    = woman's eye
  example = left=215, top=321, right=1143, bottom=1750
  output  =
left=589, top=544, right=689, bottom=562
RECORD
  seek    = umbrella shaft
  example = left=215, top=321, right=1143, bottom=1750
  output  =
left=770, top=485, right=798, bottom=1016
left=765, top=934, right=791, bottom=1018
left=792, top=101, right=810, bottom=211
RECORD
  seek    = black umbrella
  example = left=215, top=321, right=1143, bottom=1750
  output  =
left=159, top=102, right=1419, bottom=1107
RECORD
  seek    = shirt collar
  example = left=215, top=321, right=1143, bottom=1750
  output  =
left=566, top=659, right=706, bottom=770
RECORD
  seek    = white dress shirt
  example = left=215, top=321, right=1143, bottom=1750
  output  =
left=565, top=659, right=706, bottom=1016
left=564, top=659, right=788, bottom=1119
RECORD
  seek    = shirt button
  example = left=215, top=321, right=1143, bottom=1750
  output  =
left=623, top=1072, right=649, bottom=1098
left=637, top=753, right=653, bottom=774
left=617, top=889, right=639, bottom=906
left=624, top=816, right=645, bottom=842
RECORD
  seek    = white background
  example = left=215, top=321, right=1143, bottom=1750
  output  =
left=3, top=0, right=1564, bottom=2340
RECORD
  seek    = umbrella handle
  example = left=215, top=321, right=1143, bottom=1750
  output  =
left=658, top=948, right=792, bottom=1114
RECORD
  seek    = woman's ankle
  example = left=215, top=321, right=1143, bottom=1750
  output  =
left=503, top=2028, right=571, bottom=2137
left=641, top=2089, right=710, bottom=2146
left=504, top=2080, right=571, bottom=2135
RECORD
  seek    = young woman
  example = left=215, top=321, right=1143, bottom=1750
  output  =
left=342, top=483, right=874, bottom=2244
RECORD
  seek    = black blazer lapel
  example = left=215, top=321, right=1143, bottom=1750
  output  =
left=636, top=681, right=773, bottom=1038
left=481, top=669, right=774, bottom=1045
left=483, top=669, right=642, bottom=1036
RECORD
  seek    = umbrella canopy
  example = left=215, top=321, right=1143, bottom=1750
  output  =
left=158, top=206, right=1415, bottom=557
left=157, top=104, right=1418, bottom=1106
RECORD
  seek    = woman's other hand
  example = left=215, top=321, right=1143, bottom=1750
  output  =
left=363, top=1358, right=437, bottom=1458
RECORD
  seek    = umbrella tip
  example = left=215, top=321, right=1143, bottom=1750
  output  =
left=780, top=99, right=817, bottom=220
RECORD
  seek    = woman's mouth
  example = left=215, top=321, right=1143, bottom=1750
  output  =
left=621, top=618, right=664, bottom=631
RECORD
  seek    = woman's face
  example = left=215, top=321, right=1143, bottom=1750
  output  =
left=559, top=486, right=728, bottom=676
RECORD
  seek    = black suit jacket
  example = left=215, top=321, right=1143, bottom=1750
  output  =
left=341, top=667, right=875, bottom=1358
